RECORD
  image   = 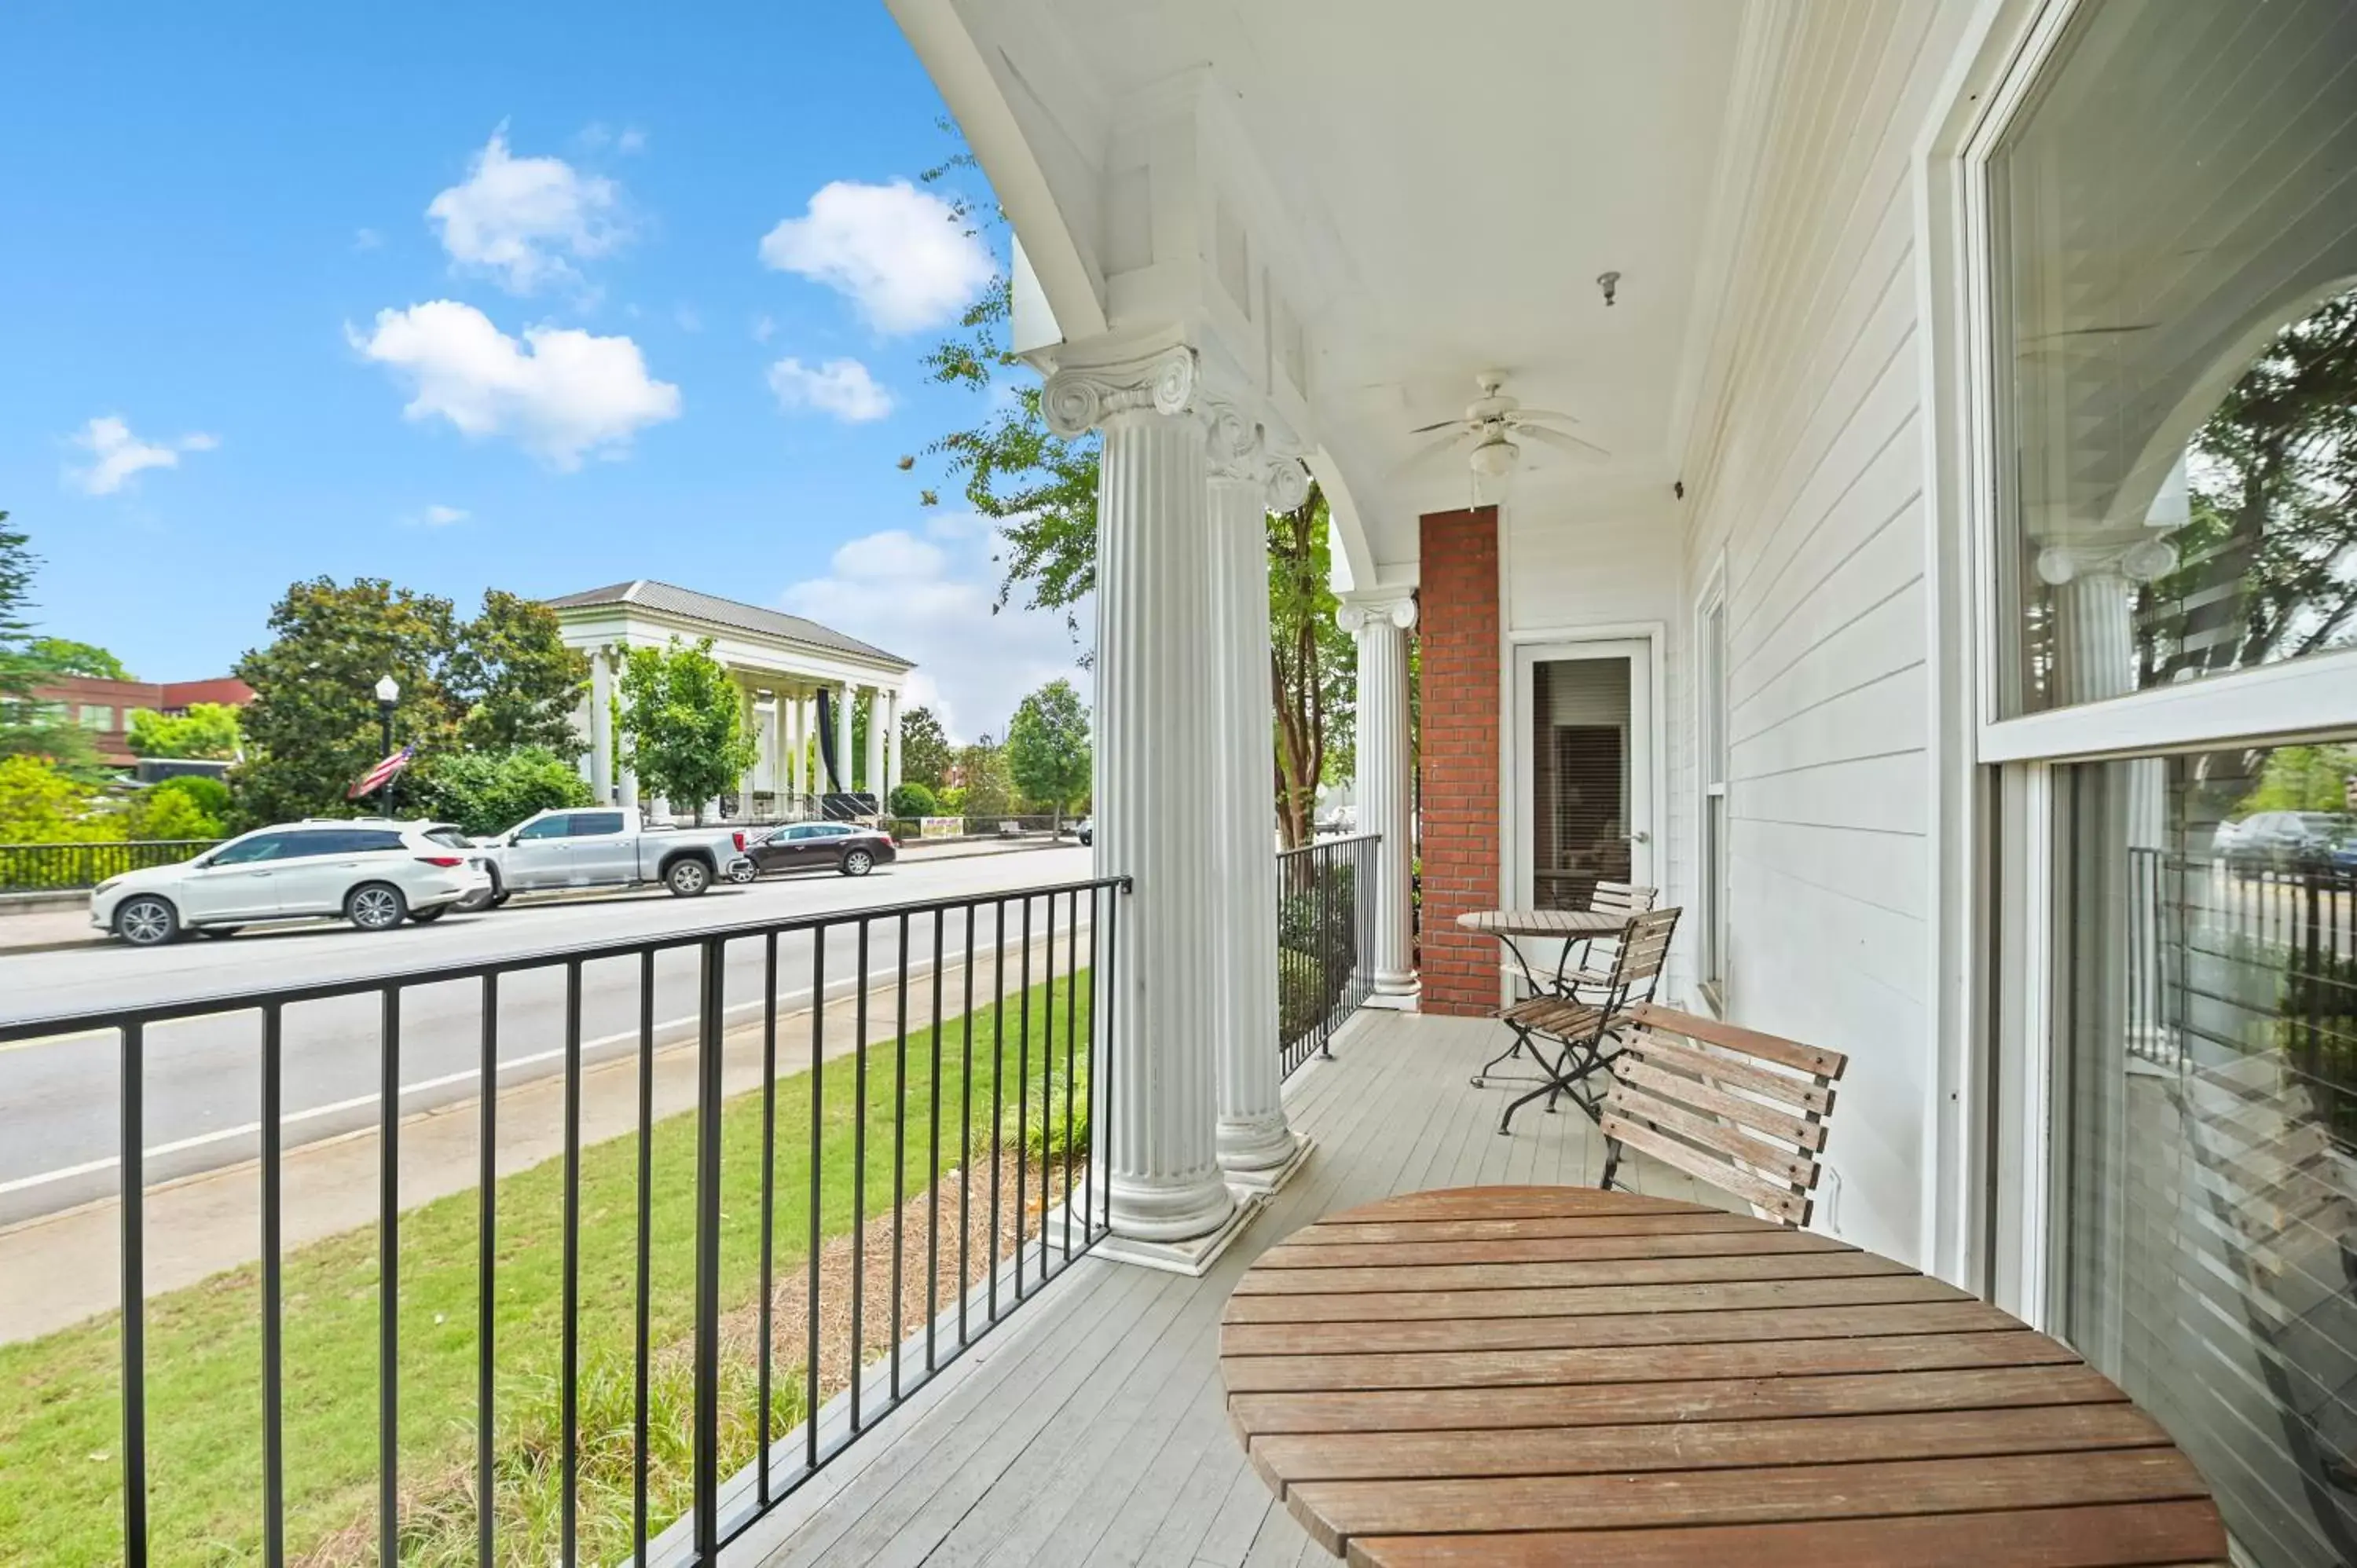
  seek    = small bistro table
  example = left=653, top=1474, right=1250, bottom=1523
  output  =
left=1454, top=907, right=1632, bottom=996
left=1220, top=1185, right=2229, bottom=1566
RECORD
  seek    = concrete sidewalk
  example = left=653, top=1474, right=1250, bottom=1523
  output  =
left=0, top=927, right=1083, bottom=1343
left=0, top=835, right=1073, bottom=957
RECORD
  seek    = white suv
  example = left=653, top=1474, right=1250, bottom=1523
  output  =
left=92, top=819, right=494, bottom=946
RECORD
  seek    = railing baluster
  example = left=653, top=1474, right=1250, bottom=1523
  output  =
left=379, top=986, right=400, bottom=1568
left=1039, top=891, right=1055, bottom=1278
left=693, top=937, right=726, bottom=1560
left=927, top=907, right=944, bottom=1373
left=850, top=918, right=869, bottom=1432
left=891, top=911, right=908, bottom=1404
left=1084, top=888, right=1102, bottom=1241
left=633, top=951, right=655, bottom=1562
left=121, top=1020, right=148, bottom=1568
left=1017, top=894, right=1033, bottom=1299
left=806, top=926, right=824, bottom=1473
left=758, top=931, right=779, bottom=1509
left=989, top=899, right=1005, bottom=1323
left=1103, top=885, right=1120, bottom=1234
left=1063, top=887, right=1080, bottom=1262
left=559, top=961, right=582, bottom=1565
left=261, top=1004, right=284, bottom=1568
left=477, top=974, right=497, bottom=1568
left=960, top=904, right=976, bottom=1346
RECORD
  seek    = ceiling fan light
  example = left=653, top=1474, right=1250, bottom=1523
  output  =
left=1470, top=438, right=1520, bottom=478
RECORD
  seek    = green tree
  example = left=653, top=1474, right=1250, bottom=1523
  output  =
left=887, top=780, right=940, bottom=818
left=25, top=637, right=131, bottom=680
left=0, top=518, right=107, bottom=778
left=1270, top=484, right=1358, bottom=846
left=1005, top=678, right=1091, bottom=830
left=418, top=746, right=595, bottom=837
left=230, top=578, right=460, bottom=827
left=618, top=639, right=757, bottom=823
left=2237, top=744, right=2357, bottom=816
left=447, top=590, right=590, bottom=753
left=0, top=755, right=119, bottom=842
left=126, top=702, right=242, bottom=760
left=952, top=739, right=1017, bottom=819
left=122, top=779, right=228, bottom=841
left=896, top=705, right=953, bottom=789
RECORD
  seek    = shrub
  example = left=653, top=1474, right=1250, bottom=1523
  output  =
left=887, top=781, right=940, bottom=818
left=123, top=787, right=224, bottom=841
left=0, top=755, right=119, bottom=843
left=418, top=746, right=594, bottom=837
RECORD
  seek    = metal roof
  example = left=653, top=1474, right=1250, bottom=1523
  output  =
left=542, top=580, right=912, bottom=669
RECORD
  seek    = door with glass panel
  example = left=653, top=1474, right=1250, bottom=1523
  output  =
left=1512, top=642, right=1653, bottom=984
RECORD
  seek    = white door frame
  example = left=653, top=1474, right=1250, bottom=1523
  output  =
left=1501, top=624, right=1666, bottom=1005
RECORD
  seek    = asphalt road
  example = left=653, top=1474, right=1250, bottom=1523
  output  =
left=0, top=846, right=1097, bottom=1226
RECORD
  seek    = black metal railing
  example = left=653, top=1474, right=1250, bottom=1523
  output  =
left=1276, top=832, right=1379, bottom=1077
left=0, top=838, right=219, bottom=892
left=0, top=877, right=1124, bottom=1566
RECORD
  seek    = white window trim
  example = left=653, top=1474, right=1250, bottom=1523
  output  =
left=1693, top=560, right=1728, bottom=1015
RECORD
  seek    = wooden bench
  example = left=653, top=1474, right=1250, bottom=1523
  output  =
left=1598, top=1002, right=1848, bottom=1227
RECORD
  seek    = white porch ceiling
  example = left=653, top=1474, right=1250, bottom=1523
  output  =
left=895, top=0, right=1745, bottom=581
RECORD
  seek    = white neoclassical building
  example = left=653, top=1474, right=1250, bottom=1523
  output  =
left=543, top=580, right=915, bottom=821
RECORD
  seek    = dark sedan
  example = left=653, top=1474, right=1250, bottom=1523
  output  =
left=744, top=822, right=899, bottom=877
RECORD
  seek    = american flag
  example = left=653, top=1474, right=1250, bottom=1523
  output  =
left=346, top=744, right=416, bottom=800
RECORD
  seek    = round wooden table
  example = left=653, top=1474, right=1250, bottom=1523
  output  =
left=1219, top=1185, right=2229, bottom=1566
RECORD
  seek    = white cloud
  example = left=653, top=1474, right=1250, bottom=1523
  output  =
left=427, top=126, right=628, bottom=295
left=64, top=416, right=216, bottom=496
left=768, top=356, right=893, bottom=423
left=350, top=299, right=681, bottom=470
left=751, top=313, right=776, bottom=344
left=616, top=126, right=647, bottom=156
left=758, top=180, right=993, bottom=334
left=406, top=504, right=470, bottom=527
left=783, top=518, right=1087, bottom=741
left=354, top=227, right=383, bottom=251
left=673, top=304, right=703, bottom=333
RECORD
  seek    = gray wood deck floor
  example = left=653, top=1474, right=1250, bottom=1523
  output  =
left=731, top=1006, right=1714, bottom=1567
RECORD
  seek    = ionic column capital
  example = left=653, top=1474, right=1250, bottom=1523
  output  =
left=2034, top=536, right=2177, bottom=587
left=1042, top=339, right=1200, bottom=437
left=1336, top=589, right=1418, bottom=635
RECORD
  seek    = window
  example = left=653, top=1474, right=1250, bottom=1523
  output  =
left=568, top=812, right=626, bottom=837
left=2050, top=741, right=2357, bottom=1566
left=513, top=816, right=571, bottom=841
left=78, top=705, right=113, bottom=729
left=1988, top=0, right=2357, bottom=717
left=1699, top=592, right=1728, bottom=1003
left=424, top=827, right=473, bottom=850
left=210, top=833, right=290, bottom=866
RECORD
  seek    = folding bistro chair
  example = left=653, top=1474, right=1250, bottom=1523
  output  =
left=1595, top=1002, right=1847, bottom=1228
left=1472, top=882, right=1658, bottom=1088
left=1495, top=907, right=1680, bottom=1135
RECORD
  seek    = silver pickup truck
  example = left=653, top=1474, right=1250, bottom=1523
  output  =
left=474, top=808, right=753, bottom=900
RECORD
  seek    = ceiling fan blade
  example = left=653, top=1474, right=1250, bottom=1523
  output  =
left=1406, top=417, right=1467, bottom=435
left=1516, top=423, right=1611, bottom=461
left=1393, top=430, right=1468, bottom=476
left=1505, top=408, right=1580, bottom=425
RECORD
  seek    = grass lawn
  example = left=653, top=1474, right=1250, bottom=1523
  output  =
left=0, top=969, right=1094, bottom=1567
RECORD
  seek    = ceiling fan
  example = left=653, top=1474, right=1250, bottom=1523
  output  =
left=1399, top=371, right=1610, bottom=482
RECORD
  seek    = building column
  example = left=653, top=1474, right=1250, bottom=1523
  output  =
left=587, top=649, right=614, bottom=804
left=764, top=693, right=786, bottom=806
left=1045, top=335, right=1240, bottom=1265
left=881, top=690, right=900, bottom=797
left=864, top=687, right=887, bottom=804
left=738, top=680, right=761, bottom=815
left=1208, top=409, right=1310, bottom=1189
left=1341, top=588, right=1421, bottom=1009
left=787, top=691, right=808, bottom=806
left=835, top=683, right=856, bottom=796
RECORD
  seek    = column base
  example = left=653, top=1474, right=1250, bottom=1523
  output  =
left=1222, top=1133, right=1312, bottom=1197
left=1094, top=1191, right=1265, bottom=1277
left=1216, top=1111, right=1299, bottom=1178
left=1365, top=975, right=1422, bottom=1012
left=1107, top=1169, right=1238, bottom=1243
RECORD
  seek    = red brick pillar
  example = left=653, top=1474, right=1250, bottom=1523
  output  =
left=1417, top=507, right=1502, bottom=1016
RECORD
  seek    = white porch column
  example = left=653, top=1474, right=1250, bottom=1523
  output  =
left=864, top=687, right=886, bottom=802
left=881, top=690, right=900, bottom=797
left=788, top=691, right=808, bottom=804
left=1340, top=588, right=1420, bottom=1009
left=764, top=694, right=786, bottom=804
left=1046, top=337, right=1241, bottom=1264
left=738, top=680, right=760, bottom=814
left=587, top=649, right=614, bottom=804
left=1207, top=408, right=1309, bottom=1188
left=834, top=683, right=856, bottom=796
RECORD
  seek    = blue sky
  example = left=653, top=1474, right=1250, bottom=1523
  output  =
left=0, top=3, right=1086, bottom=740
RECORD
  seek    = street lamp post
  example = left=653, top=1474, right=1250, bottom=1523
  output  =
left=375, top=673, right=401, bottom=819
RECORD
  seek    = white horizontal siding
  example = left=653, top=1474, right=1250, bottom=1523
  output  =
left=1667, top=0, right=1977, bottom=1267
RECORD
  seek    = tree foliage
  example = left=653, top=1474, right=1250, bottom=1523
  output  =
left=126, top=702, right=241, bottom=760
left=447, top=590, right=590, bottom=752
left=122, top=776, right=229, bottom=841
left=0, top=754, right=113, bottom=841
left=1006, top=678, right=1091, bottom=822
left=0, top=518, right=113, bottom=778
left=896, top=705, right=953, bottom=789
left=948, top=741, right=1017, bottom=819
left=419, top=746, right=594, bottom=837
left=25, top=638, right=131, bottom=680
left=887, top=780, right=940, bottom=818
left=617, top=639, right=757, bottom=822
left=1270, top=485, right=1357, bottom=847
left=230, top=578, right=460, bottom=828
